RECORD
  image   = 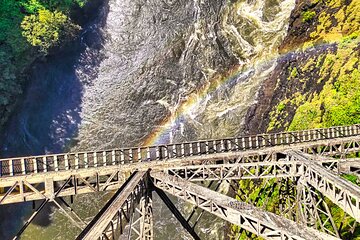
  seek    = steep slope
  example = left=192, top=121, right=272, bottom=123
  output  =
left=233, top=1, right=360, bottom=239
left=245, top=0, right=360, bottom=133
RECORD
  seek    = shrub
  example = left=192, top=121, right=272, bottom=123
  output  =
left=277, top=102, right=286, bottom=112
left=21, top=9, right=80, bottom=52
left=302, top=10, right=316, bottom=22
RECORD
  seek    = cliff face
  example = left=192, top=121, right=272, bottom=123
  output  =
left=237, top=2, right=360, bottom=238
left=245, top=0, right=360, bottom=134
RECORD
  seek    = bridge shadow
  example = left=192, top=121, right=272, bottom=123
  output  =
left=0, top=0, right=109, bottom=238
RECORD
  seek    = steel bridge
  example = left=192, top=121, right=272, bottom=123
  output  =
left=1, top=124, right=360, bottom=239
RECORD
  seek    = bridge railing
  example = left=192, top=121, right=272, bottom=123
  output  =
left=1, top=124, right=360, bottom=177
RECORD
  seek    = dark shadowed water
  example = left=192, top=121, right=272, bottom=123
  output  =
left=0, top=1, right=107, bottom=238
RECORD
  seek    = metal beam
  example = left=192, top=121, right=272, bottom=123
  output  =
left=288, top=151, right=360, bottom=223
left=13, top=177, right=73, bottom=239
left=151, top=172, right=339, bottom=240
left=129, top=187, right=153, bottom=240
left=296, top=182, right=340, bottom=237
left=0, top=125, right=359, bottom=177
left=162, top=161, right=301, bottom=182
left=3, top=151, right=360, bottom=205
left=154, top=156, right=360, bottom=183
left=154, top=187, right=200, bottom=240
left=76, top=171, right=148, bottom=240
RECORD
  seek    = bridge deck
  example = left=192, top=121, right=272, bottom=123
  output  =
left=1, top=125, right=360, bottom=205
left=0, top=124, right=359, bottom=177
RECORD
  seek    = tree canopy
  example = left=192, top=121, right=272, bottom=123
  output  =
left=0, top=0, right=86, bottom=127
left=21, top=9, right=80, bottom=52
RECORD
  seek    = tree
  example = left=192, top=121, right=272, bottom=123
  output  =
left=21, top=9, right=80, bottom=52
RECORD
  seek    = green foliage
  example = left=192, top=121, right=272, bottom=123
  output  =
left=289, top=67, right=299, bottom=79
left=23, top=0, right=88, bottom=13
left=287, top=33, right=360, bottom=131
left=340, top=31, right=360, bottom=47
left=277, top=102, right=286, bottom=112
left=302, top=10, right=316, bottom=22
left=263, top=1, right=360, bottom=238
left=0, top=0, right=85, bottom=55
left=0, top=0, right=85, bottom=129
left=306, top=0, right=360, bottom=45
left=267, top=99, right=290, bottom=131
left=231, top=178, right=294, bottom=239
left=21, top=0, right=45, bottom=14
left=342, top=174, right=359, bottom=185
left=21, top=9, right=80, bottom=52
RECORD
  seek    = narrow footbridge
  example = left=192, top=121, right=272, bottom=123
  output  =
left=2, top=124, right=360, bottom=239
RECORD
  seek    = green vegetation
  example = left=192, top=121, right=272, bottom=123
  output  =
left=289, top=35, right=360, bottom=130
left=21, top=9, right=80, bottom=52
left=277, top=102, right=286, bottom=112
left=302, top=10, right=316, bottom=22
left=289, top=67, right=299, bottom=79
left=257, top=1, right=360, bottom=237
left=308, top=0, right=360, bottom=45
left=267, top=0, right=360, bottom=132
left=0, top=0, right=86, bottom=128
left=231, top=178, right=287, bottom=240
left=268, top=99, right=290, bottom=131
left=343, top=174, right=360, bottom=185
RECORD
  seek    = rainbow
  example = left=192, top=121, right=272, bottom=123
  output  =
left=142, top=64, right=248, bottom=146
left=141, top=33, right=355, bottom=147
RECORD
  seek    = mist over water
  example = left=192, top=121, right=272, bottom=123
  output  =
left=0, top=0, right=295, bottom=239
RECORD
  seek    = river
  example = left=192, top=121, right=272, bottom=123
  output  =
left=0, top=0, right=295, bottom=239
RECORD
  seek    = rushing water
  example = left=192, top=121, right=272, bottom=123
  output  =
left=0, top=0, right=295, bottom=239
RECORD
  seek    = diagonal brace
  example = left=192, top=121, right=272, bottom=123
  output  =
left=154, top=187, right=200, bottom=240
left=151, top=171, right=339, bottom=240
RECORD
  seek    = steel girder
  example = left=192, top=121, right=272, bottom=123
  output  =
left=296, top=181, right=340, bottom=237
left=77, top=171, right=152, bottom=240
left=0, top=125, right=359, bottom=178
left=151, top=171, right=339, bottom=240
left=2, top=150, right=360, bottom=205
left=288, top=151, right=360, bottom=223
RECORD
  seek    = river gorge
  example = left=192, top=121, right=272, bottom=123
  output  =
left=1, top=0, right=359, bottom=239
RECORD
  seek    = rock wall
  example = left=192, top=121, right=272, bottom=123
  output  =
left=245, top=0, right=360, bottom=134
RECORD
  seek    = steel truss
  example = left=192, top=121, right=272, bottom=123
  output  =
left=296, top=181, right=340, bottom=237
left=13, top=177, right=87, bottom=239
left=0, top=170, right=130, bottom=205
left=288, top=151, right=360, bottom=223
left=77, top=171, right=153, bottom=240
left=130, top=185, right=153, bottom=240
left=151, top=171, right=338, bottom=240
left=8, top=159, right=359, bottom=239
left=227, top=177, right=298, bottom=239
left=2, top=135, right=360, bottom=205
left=2, top=124, right=360, bottom=239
